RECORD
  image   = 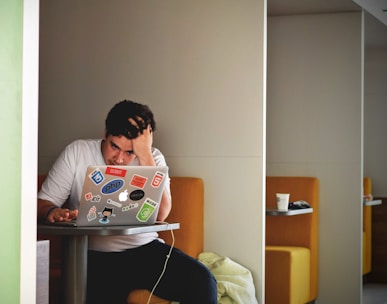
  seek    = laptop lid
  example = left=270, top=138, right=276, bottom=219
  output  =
left=76, top=165, right=168, bottom=226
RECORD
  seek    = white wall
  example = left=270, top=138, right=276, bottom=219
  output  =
left=364, top=14, right=387, bottom=196
left=267, top=13, right=363, bottom=303
left=38, top=0, right=266, bottom=301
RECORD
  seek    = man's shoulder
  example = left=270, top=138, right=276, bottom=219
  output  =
left=63, top=139, right=102, bottom=160
left=66, top=139, right=101, bottom=149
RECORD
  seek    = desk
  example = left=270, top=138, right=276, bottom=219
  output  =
left=266, top=208, right=313, bottom=216
left=38, top=223, right=180, bottom=304
left=364, top=199, right=382, bottom=206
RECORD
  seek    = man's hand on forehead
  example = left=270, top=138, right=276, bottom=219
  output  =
left=128, top=116, right=151, bottom=133
left=129, top=115, right=154, bottom=165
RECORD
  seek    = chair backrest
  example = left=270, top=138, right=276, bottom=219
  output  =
left=364, top=177, right=372, bottom=196
left=266, top=176, right=319, bottom=300
left=363, top=177, right=373, bottom=235
left=159, top=177, right=204, bottom=259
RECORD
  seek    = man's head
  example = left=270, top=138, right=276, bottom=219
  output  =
left=101, top=100, right=156, bottom=165
left=105, top=100, right=156, bottom=139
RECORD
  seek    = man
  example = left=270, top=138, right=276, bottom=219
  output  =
left=37, top=100, right=217, bottom=304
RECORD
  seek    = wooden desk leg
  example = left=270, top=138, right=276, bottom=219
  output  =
left=63, top=235, right=88, bottom=304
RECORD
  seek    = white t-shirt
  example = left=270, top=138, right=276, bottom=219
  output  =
left=38, top=139, right=171, bottom=252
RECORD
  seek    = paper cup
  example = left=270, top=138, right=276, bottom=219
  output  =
left=276, top=193, right=290, bottom=211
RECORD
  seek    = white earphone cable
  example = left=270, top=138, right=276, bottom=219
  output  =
left=146, top=221, right=175, bottom=304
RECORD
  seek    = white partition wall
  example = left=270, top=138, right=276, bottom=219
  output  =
left=1, top=0, right=39, bottom=303
left=267, top=12, right=363, bottom=303
left=20, top=0, right=40, bottom=302
left=364, top=47, right=387, bottom=196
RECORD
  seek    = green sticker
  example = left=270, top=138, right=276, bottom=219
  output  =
left=136, top=198, right=158, bottom=222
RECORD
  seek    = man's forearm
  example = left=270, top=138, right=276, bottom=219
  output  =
left=37, top=199, right=58, bottom=221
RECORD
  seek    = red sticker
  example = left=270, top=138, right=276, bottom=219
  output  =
left=151, top=171, right=165, bottom=188
left=130, top=175, right=147, bottom=189
left=106, top=167, right=127, bottom=177
left=85, top=192, right=93, bottom=201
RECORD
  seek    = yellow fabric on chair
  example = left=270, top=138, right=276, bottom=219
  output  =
left=127, top=177, right=204, bottom=304
left=363, top=231, right=368, bottom=275
left=266, top=246, right=310, bottom=304
left=363, top=177, right=372, bottom=275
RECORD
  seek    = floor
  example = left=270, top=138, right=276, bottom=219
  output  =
left=363, top=283, right=387, bottom=304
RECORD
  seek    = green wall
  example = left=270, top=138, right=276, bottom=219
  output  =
left=0, top=0, right=23, bottom=303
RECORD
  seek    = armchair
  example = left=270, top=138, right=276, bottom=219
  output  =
left=265, top=176, right=319, bottom=304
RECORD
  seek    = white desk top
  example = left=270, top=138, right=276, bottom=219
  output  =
left=38, top=222, right=180, bottom=236
left=266, top=208, right=313, bottom=216
left=363, top=199, right=382, bottom=206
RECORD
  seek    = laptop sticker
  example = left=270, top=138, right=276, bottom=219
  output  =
left=151, top=171, right=166, bottom=188
left=85, top=192, right=93, bottom=201
left=85, top=192, right=101, bottom=203
left=130, top=174, right=148, bottom=189
left=105, top=166, right=127, bottom=177
left=122, top=203, right=139, bottom=212
left=98, top=207, right=115, bottom=224
left=87, top=206, right=97, bottom=222
left=107, top=198, right=122, bottom=208
left=101, top=179, right=124, bottom=194
left=89, top=168, right=105, bottom=185
left=136, top=198, right=158, bottom=222
left=90, top=195, right=101, bottom=203
left=129, top=189, right=145, bottom=201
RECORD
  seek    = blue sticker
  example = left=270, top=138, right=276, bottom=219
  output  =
left=89, top=168, right=105, bottom=185
left=101, top=179, right=124, bottom=194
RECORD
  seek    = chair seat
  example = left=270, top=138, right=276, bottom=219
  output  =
left=266, top=246, right=310, bottom=304
left=127, top=289, right=171, bottom=304
left=363, top=231, right=371, bottom=275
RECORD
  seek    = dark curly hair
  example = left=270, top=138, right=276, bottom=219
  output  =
left=105, top=100, right=156, bottom=139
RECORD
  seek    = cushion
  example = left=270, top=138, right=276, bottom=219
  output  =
left=266, top=246, right=310, bottom=304
left=127, top=290, right=170, bottom=304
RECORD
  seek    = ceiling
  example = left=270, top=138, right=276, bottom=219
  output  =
left=268, top=0, right=361, bottom=16
left=268, top=0, right=387, bottom=49
left=353, top=0, right=387, bottom=26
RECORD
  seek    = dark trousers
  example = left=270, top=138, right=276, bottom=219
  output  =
left=86, top=240, right=217, bottom=304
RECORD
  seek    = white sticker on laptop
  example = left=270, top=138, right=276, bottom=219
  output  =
left=87, top=206, right=97, bottom=222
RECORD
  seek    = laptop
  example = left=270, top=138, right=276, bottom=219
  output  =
left=55, top=165, right=168, bottom=227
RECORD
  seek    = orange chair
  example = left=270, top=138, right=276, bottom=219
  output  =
left=38, top=176, right=205, bottom=304
left=266, top=176, right=319, bottom=304
left=363, top=177, right=372, bottom=275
